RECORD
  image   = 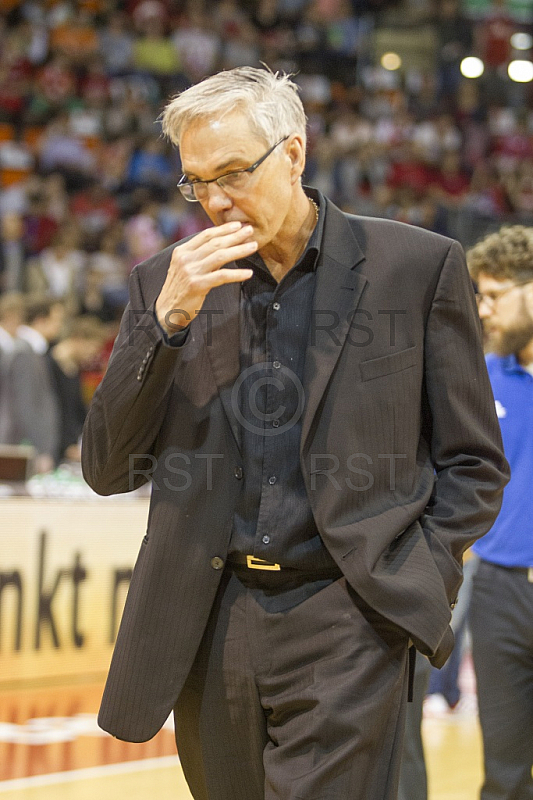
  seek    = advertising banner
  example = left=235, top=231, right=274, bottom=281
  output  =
left=0, top=498, right=149, bottom=684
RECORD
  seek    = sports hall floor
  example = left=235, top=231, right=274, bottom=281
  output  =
left=0, top=672, right=483, bottom=800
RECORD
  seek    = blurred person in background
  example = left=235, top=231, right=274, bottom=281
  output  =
left=98, top=10, right=134, bottom=76
left=8, top=295, right=64, bottom=473
left=0, top=212, right=26, bottom=292
left=48, top=10, right=100, bottom=68
left=77, top=265, right=121, bottom=324
left=22, top=185, right=61, bottom=258
left=87, top=223, right=130, bottom=311
left=0, top=291, right=25, bottom=443
left=48, top=315, right=107, bottom=464
left=467, top=225, right=533, bottom=800
left=433, top=0, right=472, bottom=106
left=171, top=5, right=221, bottom=83
left=25, top=221, right=86, bottom=313
left=123, top=193, right=167, bottom=269
left=125, top=136, right=173, bottom=194
left=40, top=173, right=70, bottom=225
left=424, top=548, right=477, bottom=716
left=132, top=11, right=181, bottom=81
left=38, top=113, right=96, bottom=190
left=69, top=180, right=121, bottom=251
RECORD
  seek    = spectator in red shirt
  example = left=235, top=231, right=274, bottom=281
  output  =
left=79, top=57, right=111, bottom=107
left=430, top=152, right=471, bottom=208
left=474, top=0, right=516, bottom=70
left=35, top=53, right=77, bottom=107
left=70, top=181, right=121, bottom=250
left=23, top=189, right=59, bottom=257
left=492, top=114, right=533, bottom=176
left=0, top=25, right=33, bottom=121
left=386, top=142, right=434, bottom=197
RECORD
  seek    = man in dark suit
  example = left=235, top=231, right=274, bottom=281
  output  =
left=8, top=296, right=64, bottom=473
left=82, top=67, right=508, bottom=800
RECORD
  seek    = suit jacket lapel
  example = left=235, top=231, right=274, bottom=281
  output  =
left=301, top=201, right=368, bottom=452
left=199, top=280, right=242, bottom=454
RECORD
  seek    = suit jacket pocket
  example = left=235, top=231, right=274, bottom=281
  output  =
left=359, top=345, right=417, bottom=382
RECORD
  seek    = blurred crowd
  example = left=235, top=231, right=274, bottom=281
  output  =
left=1, top=0, right=533, bottom=471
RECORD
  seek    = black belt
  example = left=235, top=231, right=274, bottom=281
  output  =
left=226, top=553, right=342, bottom=582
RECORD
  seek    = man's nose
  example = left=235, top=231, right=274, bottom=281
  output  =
left=204, top=182, right=232, bottom=213
left=477, top=299, right=492, bottom=320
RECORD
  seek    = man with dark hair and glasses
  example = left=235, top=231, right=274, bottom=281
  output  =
left=467, top=225, right=533, bottom=800
left=82, top=66, right=508, bottom=800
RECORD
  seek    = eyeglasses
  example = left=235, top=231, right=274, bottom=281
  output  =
left=177, top=136, right=289, bottom=202
left=476, top=278, right=533, bottom=310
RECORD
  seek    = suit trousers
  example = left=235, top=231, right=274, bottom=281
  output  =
left=397, top=650, right=431, bottom=800
left=470, top=559, right=533, bottom=800
left=174, top=569, right=410, bottom=800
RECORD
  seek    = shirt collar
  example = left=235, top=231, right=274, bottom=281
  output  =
left=500, top=353, right=532, bottom=375
left=17, top=325, right=48, bottom=354
left=301, top=186, right=325, bottom=271
left=0, top=326, right=15, bottom=353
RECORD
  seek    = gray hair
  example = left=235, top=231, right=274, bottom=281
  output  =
left=160, top=66, right=307, bottom=150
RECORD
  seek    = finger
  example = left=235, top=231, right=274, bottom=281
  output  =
left=185, top=221, right=247, bottom=250
left=171, top=228, right=256, bottom=273
left=204, top=240, right=258, bottom=270
left=195, top=268, right=253, bottom=291
left=187, top=239, right=258, bottom=275
left=194, top=225, right=256, bottom=256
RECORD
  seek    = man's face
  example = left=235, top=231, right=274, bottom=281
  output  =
left=43, top=303, right=65, bottom=343
left=476, top=272, right=533, bottom=356
left=74, top=338, right=104, bottom=367
left=179, top=112, right=300, bottom=251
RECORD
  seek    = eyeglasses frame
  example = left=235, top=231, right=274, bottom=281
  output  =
left=476, top=278, right=533, bottom=310
left=177, top=135, right=290, bottom=202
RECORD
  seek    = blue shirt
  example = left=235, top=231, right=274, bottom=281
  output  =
left=473, top=353, right=533, bottom=567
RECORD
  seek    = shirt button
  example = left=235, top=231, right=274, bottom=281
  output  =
left=262, top=535, right=270, bottom=544
left=273, top=302, right=281, bottom=311
left=234, top=466, right=243, bottom=480
left=268, top=476, right=276, bottom=485
left=273, top=360, right=281, bottom=369
left=210, top=556, right=225, bottom=570
left=272, top=419, right=280, bottom=428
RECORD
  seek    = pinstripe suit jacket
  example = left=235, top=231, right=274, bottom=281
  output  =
left=82, top=196, right=509, bottom=742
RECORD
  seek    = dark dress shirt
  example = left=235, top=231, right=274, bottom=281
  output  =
left=228, top=191, right=340, bottom=580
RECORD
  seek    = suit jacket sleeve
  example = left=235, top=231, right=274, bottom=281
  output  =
left=422, top=239, right=509, bottom=605
left=81, top=265, right=183, bottom=495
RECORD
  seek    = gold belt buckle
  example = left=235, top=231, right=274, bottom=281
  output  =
left=528, top=567, right=533, bottom=583
left=246, top=555, right=281, bottom=571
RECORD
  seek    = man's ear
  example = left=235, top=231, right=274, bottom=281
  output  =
left=524, top=283, right=533, bottom=317
left=286, top=134, right=306, bottom=184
